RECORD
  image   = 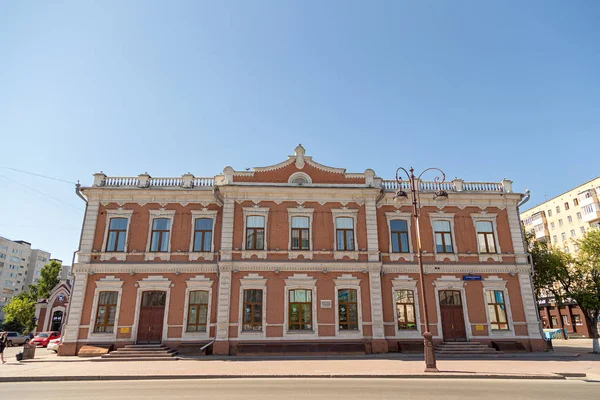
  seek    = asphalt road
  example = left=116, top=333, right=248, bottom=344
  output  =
left=0, top=378, right=597, bottom=399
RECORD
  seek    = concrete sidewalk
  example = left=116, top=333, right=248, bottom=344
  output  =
left=1, top=341, right=597, bottom=382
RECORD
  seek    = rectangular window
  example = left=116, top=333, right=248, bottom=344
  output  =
left=187, top=290, right=209, bottom=332
left=577, top=212, right=582, bottom=220
left=573, top=198, right=579, bottom=206
left=335, top=217, right=355, bottom=251
left=390, top=220, right=410, bottom=253
left=242, top=289, right=263, bottom=331
left=246, top=216, right=265, bottom=250
left=486, top=290, right=509, bottom=330
left=291, top=216, right=310, bottom=250
left=561, top=233, right=567, bottom=241
left=476, top=221, right=496, bottom=253
left=9, top=256, right=20, bottom=263
left=562, top=315, right=570, bottom=325
left=547, top=210, right=552, bottom=217
left=94, top=291, right=118, bottom=333
left=193, top=218, right=213, bottom=252
left=106, top=217, right=128, bottom=252
left=150, top=218, right=170, bottom=252
left=573, top=315, right=583, bottom=325
left=583, top=204, right=594, bottom=215
left=0, top=254, right=5, bottom=259
left=556, top=206, right=560, bottom=214
left=550, top=222, right=555, bottom=230
left=559, top=219, right=563, bottom=227
left=433, top=220, right=453, bottom=253
left=565, top=246, right=570, bottom=254
left=564, top=202, right=570, bottom=210
left=551, top=316, right=558, bottom=327
left=289, top=289, right=312, bottom=330
left=580, top=226, right=585, bottom=234
left=396, top=290, right=417, bottom=330
left=568, top=216, right=573, bottom=223
left=338, top=289, right=358, bottom=330
left=570, top=229, right=576, bottom=237
left=553, top=235, right=557, bottom=243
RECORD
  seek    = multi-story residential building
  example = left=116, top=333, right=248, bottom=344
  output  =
left=521, top=176, right=600, bottom=254
left=59, top=146, right=545, bottom=356
left=0, top=236, right=52, bottom=321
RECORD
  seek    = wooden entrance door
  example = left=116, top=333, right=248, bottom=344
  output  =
left=137, top=291, right=166, bottom=344
left=439, top=290, right=467, bottom=341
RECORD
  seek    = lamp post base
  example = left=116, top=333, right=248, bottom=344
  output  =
left=423, top=332, right=439, bottom=373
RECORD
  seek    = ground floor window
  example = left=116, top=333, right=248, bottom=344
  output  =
left=187, top=290, right=209, bottom=332
left=395, top=290, right=417, bottom=330
left=242, top=289, right=263, bottom=331
left=338, top=289, right=358, bottom=330
left=94, top=291, right=118, bottom=333
left=562, top=315, right=570, bottom=325
left=289, top=289, right=312, bottom=330
left=573, top=314, right=583, bottom=325
left=486, top=290, right=509, bottom=330
left=551, top=315, right=558, bottom=327
left=51, top=310, right=63, bottom=331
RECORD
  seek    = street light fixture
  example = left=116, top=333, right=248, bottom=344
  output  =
left=393, top=166, right=447, bottom=373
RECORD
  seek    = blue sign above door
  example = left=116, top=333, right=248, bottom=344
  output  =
left=462, top=275, right=482, bottom=281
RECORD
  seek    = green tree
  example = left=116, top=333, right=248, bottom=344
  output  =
left=37, top=259, right=62, bottom=299
left=1, top=294, right=36, bottom=333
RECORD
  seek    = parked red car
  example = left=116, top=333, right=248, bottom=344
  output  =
left=29, top=331, right=60, bottom=347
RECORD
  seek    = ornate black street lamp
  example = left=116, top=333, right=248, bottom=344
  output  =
left=393, top=167, right=448, bottom=373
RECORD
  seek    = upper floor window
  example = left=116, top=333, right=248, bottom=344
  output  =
left=390, top=220, right=409, bottom=253
left=547, top=210, right=552, bottom=217
left=559, top=219, right=563, bottom=227
left=577, top=212, right=582, bottom=220
left=573, top=198, right=579, bottom=206
left=335, top=217, right=355, bottom=251
left=564, top=202, right=570, bottom=210
left=193, top=218, right=213, bottom=252
left=187, top=290, right=209, bottom=332
left=246, top=216, right=265, bottom=250
left=570, top=229, right=576, bottom=237
left=150, top=218, right=171, bottom=252
left=433, top=220, right=453, bottom=253
left=553, top=235, right=557, bottom=243
left=338, top=289, right=359, bottom=330
left=561, top=232, right=567, bottom=241
left=580, top=226, right=585, bottom=234
left=291, top=216, right=310, bottom=250
left=584, top=191, right=592, bottom=199
left=476, top=221, right=496, bottom=254
left=550, top=222, right=555, bottom=230
left=106, top=217, right=128, bottom=252
left=556, top=206, right=560, bottom=214
left=567, top=216, right=573, bottom=223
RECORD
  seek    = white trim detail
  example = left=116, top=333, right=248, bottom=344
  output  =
left=287, top=207, right=315, bottom=256
left=238, top=273, right=268, bottom=339
left=145, top=209, right=176, bottom=260
left=87, top=276, right=124, bottom=342
left=481, top=276, right=515, bottom=337
left=100, top=209, right=133, bottom=259
left=432, top=276, right=470, bottom=340
left=429, top=212, right=459, bottom=262
left=333, top=274, right=363, bottom=337
left=132, top=276, right=172, bottom=343
left=288, top=172, right=312, bottom=185
left=182, top=275, right=214, bottom=340
left=284, top=274, right=318, bottom=339
left=189, top=209, right=218, bottom=261
left=332, top=208, right=359, bottom=259
left=385, top=211, right=415, bottom=262
left=391, top=276, right=422, bottom=339
left=471, top=212, right=503, bottom=262
left=241, top=206, right=270, bottom=259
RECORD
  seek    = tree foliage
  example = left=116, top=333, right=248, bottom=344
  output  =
left=37, top=259, right=62, bottom=299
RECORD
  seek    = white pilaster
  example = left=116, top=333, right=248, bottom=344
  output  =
left=368, top=268, right=385, bottom=339
left=215, top=270, right=232, bottom=340
left=61, top=272, right=88, bottom=343
left=220, top=198, right=235, bottom=261
left=518, top=271, right=544, bottom=339
left=365, top=199, right=380, bottom=262
left=507, top=204, right=528, bottom=263
left=79, top=200, right=100, bottom=255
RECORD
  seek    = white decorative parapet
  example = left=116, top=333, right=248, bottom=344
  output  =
left=95, top=174, right=215, bottom=188
left=381, top=179, right=506, bottom=193
left=193, top=177, right=215, bottom=187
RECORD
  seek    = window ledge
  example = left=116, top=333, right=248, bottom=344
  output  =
left=145, top=252, right=170, bottom=261
left=242, top=250, right=267, bottom=259
left=479, top=254, right=503, bottom=262
left=390, top=253, right=415, bottom=262
left=288, top=251, right=314, bottom=260
left=434, top=253, right=458, bottom=262
left=287, top=330, right=315, bottom=334
left=334, top=251, right=359, bottom=260
left=189, top=252, right=215, bottom=262
left=99, top=252, right=127, bottom=261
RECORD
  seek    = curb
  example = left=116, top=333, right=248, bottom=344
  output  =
left=0, top=374, right=566, bottom=383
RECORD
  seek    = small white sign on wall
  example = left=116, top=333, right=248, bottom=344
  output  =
left=320, top=300, right=332, bottom=309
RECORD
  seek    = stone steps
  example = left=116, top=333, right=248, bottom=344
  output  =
left=435, top=341, right=502, bottom=355
left=98, top=344, right=179, bottom=361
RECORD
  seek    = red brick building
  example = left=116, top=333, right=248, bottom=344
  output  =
left=35, top=280, right=70, bottom=333
left=59, top=145, right=546, bottom=355
left=538, top=297, right=593, bottom=338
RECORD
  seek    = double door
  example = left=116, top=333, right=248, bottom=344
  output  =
left=137, top=291, right=166, bottom=344
left=439, top=290, right=467, bottom=341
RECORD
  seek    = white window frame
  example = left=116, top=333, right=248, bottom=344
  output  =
left=100, top=209, right=133, bottom=261
left=87, top=276, right=124, bottom=342
left=189, top=209, right=218, bottom=261
left=429, top=213, right=458, bottom=262
left=433, top=276, right=470, bottom=340
left=331, top=208, right=359, bottom=260
left=241, top=206, right=269, bottom=259
left=333, top=274, right=362, bottom=337
left=284, top=274, right=318, bottom=339
left=385, top=211, right=414, bottom=261
left=482, top=277, right=515, bottom=337
left=287, top=207, right=314, bottom=258
left=288, top=172, right=312, bottom=185
left=182, top=275, right=214, bottom=340
left=471, top=213, right=502, bottom=262
left=391, top=276, right=422, bottom=338
left=145, top=209, right=176, bottom=261
left=238, top=273, right=267, bottom=339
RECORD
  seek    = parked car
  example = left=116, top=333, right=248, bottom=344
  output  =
left=47, top=338, right=61, bottom=353
left=29, top=331, right=60, bottom=347
left=4, top=331, right=28, bottom=347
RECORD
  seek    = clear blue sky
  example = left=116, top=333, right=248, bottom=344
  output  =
left=1, top=1, right=599, bottom=263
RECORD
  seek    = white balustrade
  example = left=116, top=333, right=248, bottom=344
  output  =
left=149, top=177, right=183, bottom=187
left=193, top=177, right=215, bottom=187
left=103, top=177, right=139, bottom=187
